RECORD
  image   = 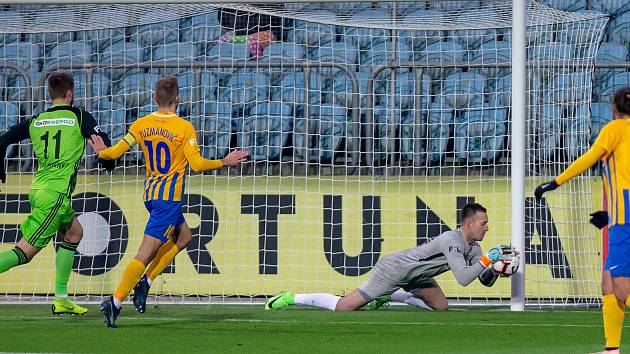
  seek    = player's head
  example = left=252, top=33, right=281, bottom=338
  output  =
left=154, top=75, right=180, bottom=109
left=460, top=203, right=488, bottom=242
left=48, top=72, right=74, bottom=105
left=612, top=86, right=630, bottom=119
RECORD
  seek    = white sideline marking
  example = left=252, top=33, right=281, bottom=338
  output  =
left=0, top=315, right=617, bottom=328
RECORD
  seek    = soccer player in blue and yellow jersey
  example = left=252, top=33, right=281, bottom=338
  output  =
left=535, top=87, right=630, bottom=354
left=90, top=75, right=248, bottom=328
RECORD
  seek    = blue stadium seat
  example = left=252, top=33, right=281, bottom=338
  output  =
left=532, top=104, right=562, bottom=159
left=99, top=40, right=145, bottom=81
left=218, top=72, right=268, bottom=109
left=289, top=10, right=335, bottom=48
left=343, top=9, right=391, bottom=50
left=151, top=42, right=197, bottom=66
left=372, top=106, right=406, bottom=164
left=44, top=42, right=94, bottom=71
left=529, top=41, right=573, bottom=62
left=415, top=41, right=465, bottom=78
left=207, top=42, right=250, bottom=61
left=361, top=40, right=413, bottom=68
left=294, top=104, right=347, bottom=162
left=94, top=99, right=127, bottom=140
left=426, top=103, right=454, bottom=165
left=279, top=72, right=324, bottom=106
left=601, top=72, right=630, bottom=103
left=470, top=40, right=511, bottom=77
left=590, top=102, right=613, bottom=143
left=180, top=12, right=222, bottom=43
left=0, top=41, right=42, bottom=72
left=196, top=102, right=232, bottom=159
left=454, top=106, right=507, bottom=164
left=565, top=104, right=592, bottom=159
left=591, top=0, right=630, bottom=14
left=239, top=102, right=292, bottom=161
left=545, top=72, right=592, bottom=105
left=399, top=109, right=426, bottom=165
left=115, top=73, right=160, bottom=108
left=7, top=72, right=43, bottom=102
left=594, top=42, right=628, bottom=86
left=399, top=9, right=444, bottom=52
left=0, top=101, right=20, bottom=158
left=379, top=71, right=431, bottom=110
left=310, top=41, right=358, bottom=77
left=262, top=42, right=306, bottom=62
left=331, top=71, right=371, bottom=108
left=136, top=18, right=180, bottom=46
left=440, top=72, right=485, bottom=109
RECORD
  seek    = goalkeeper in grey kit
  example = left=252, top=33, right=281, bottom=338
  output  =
left=265, top=203, right=518, bottom=311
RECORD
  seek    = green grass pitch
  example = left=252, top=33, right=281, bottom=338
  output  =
left=0, top=304, right=626, bottom=353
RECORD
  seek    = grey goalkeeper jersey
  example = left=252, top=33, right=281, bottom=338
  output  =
left=393, top=229, right=485, bottom=286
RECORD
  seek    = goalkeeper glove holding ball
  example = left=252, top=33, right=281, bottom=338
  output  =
left=479, top=245, right=516, bottom=267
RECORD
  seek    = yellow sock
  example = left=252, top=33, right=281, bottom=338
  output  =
left=603, top=294, right=625, bottom=349
left=146, top=239, right=180, bottom=281
left=113, top=258, right=146, bottom=302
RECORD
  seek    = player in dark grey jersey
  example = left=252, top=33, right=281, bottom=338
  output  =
left=265, top=203, right=517, bottom=311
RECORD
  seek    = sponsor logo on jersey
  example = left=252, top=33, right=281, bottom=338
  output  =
left=34, top=118, right=75, bottom=127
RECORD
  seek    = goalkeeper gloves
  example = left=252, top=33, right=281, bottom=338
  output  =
left=589, top=210, right=608, bottom=229
left=535, top=180, right=559, bottom=200
left=479, top=245, right=516, bottom=267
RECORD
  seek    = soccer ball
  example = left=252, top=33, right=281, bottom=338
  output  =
left=492, top=256, right=520, bottom=276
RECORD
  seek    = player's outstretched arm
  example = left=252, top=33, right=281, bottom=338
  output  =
left=187, top=149, right=248, bottom=173
left=90, top=133, right=134, bottom=161
left=535, top=143, right=606, bottom=200
left=0, top=118, right=31, bottom=184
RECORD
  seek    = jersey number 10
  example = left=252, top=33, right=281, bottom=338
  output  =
left=144, top=140, right=171, bottom=173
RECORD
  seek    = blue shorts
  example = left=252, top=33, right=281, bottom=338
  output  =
left=144, top=200, right=185, bottom=242
left=604, top=225, right=630, bottom=277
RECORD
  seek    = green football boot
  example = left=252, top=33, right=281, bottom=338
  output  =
left=52, top=297, right=88, bottom=315
left=264, top=291, right=295, bottom=310
left=368, top=295, right=392, bottom=310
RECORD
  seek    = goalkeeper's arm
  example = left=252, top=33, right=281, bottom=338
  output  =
left=478, top=268, right=499, bottom=287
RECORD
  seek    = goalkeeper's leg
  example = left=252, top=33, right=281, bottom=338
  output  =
left=409, top=280, right=448, bottom=311
left=266, top=289, right=367, bottom=311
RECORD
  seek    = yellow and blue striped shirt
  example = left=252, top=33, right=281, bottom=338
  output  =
left=593, top=119, right=630, bottom=225
left=128, top=111, right=200, bottom=202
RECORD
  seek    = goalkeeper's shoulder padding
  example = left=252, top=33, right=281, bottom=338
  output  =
left=478, top=267, right=499, bottom=287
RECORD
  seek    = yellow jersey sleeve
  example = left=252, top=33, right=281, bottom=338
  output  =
left=128, top=119, right=141, bottom=144
left=183, top=123, right=201, bottom=158
left=593, top=120, right=623, bottom=159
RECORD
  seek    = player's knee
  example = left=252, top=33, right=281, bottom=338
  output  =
left=433, top=303, right=448, bottom=311
left=613, top=288, right=630, bottom=303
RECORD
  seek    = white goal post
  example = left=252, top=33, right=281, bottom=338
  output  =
left=0, top=1, right=608, bottom=309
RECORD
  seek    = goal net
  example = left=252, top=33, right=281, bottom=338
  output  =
left=0, top=1, right=607, bottom=307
